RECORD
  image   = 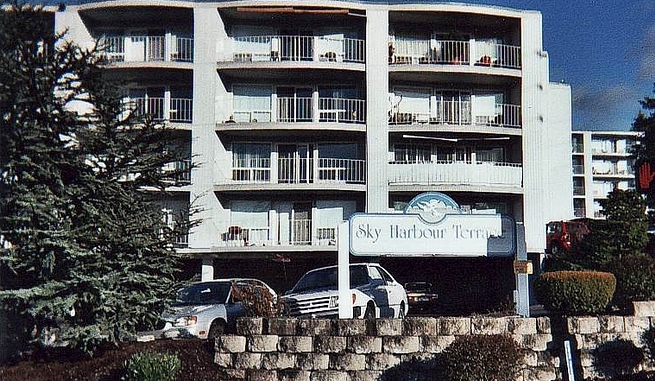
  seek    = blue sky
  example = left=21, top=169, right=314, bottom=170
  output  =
left=472, top=0, right=655, bottom=131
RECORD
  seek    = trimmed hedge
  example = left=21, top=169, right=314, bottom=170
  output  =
left=534, top=271, right=616, bottom=315
left=441, top=334, right=523, bottom=381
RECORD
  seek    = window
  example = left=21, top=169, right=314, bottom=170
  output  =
left=233, top=85, right=272, bottom=122
left=232, top=143, right=271, bottom=181
left=393, top=144, right=431, bottom=163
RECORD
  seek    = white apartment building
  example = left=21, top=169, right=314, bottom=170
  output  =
left=572, top=131, right=639, bottom=219
left=55, top=0, right=572, bottom=310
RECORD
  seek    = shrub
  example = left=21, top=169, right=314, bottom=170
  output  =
left=441, top=334, right=522, bottom=381
left=593, top=339, right=645, bottom=378
left=123, top=351, right=181, bottom=381
left=643, top=326, right=655, bottom=361
left=533, top=271, right=616, bottom=315
left=604, top=254, right=655, bottom=310
left=230, top=283, right=279, bottom=317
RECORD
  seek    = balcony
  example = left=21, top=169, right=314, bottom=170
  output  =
left=224, top=35, right=365, bottom=64
left=389, top=38, right=521, bottom=70
left=388, top=161, right=522, bottom=190
left=218, top=221, right=337, bottom=248
left=228, top=157, right=366, bottom=185
left=100, top=34, right=193, bottom=63
left=126, top=96, right=193, bottom=123
left=230, top=97, right=366, bottom=124
left=389, top=100, right=521, bottom=129
left=162, top=159, right=192, bottom=185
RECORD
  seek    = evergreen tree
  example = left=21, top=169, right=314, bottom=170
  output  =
left=1, top=4, right=192, bottom=356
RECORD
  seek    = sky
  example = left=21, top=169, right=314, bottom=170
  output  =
left=470, top=0, right=655, bottom=131
left=44, top=0, right=655, bottom=132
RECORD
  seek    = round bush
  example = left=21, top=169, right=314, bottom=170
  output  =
left=533, top=271, right=616, bottom=315
left=441, top=334, right=522, bottom=381
left=604, top=254, right=655, bottom=310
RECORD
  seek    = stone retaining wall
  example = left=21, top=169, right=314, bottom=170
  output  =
left=214, top=309, right=655, bottom=381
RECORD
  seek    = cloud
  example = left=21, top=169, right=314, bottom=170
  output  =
left=638, top=23, right=655, bottom=79
left=572, top=84, right=642, bottom=130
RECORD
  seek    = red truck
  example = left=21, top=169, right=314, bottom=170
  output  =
left=545, top=219, right=590, bottom=254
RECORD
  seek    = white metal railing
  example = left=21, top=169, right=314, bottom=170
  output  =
left=131, top=97, right=165, bottom=120
left=277, top=97, right=313, bottom=122
left=127, top=97, right=192, bottom=123
left=317, top=158, right=366, bottom=184
left=318, top=98, right=366, bottom=123
left=230, top=35, right=365, bottom=63
left=231, top=97, right=365, bottom=124
left=230, top=157, right=365, bottom=184
left=389, top=101, right=521, bottom=128
left=173, top=37, right=194, bottom=62
left=169, top=98, right=193, bottom=123
left=232, top=158, right=271, bottom=182
left=390, top=38, right=521, bottom=69
left=218, top=221, right=338, bottom=247
left=99, top=34, right=193, bottom=63
left=162, top=159, right=191, bottom=185
left=388, top=161, right=522, bottom=188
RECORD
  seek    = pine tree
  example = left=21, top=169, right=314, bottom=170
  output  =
left=1, top=4, right=192, bottom=356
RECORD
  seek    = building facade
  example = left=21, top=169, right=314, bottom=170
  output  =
left=571, top=131, right=639, bottom=219
left=55, top=0, right=572, bottom=311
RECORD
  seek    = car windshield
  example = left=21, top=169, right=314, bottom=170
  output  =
left=174, top=282, right=232, bottom=306
left=291, top=266, right=369, bottom=293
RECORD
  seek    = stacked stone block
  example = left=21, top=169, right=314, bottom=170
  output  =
left=214, top=316, right=560, bottom=381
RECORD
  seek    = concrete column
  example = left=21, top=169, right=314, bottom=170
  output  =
left=365, top=7, right=390, bottom=213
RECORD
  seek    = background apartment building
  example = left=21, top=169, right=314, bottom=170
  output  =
left=56, top=0, right=572, bottom=312
left=571, top=131, right=639, bottom=219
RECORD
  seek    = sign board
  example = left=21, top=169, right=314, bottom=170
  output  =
left=513, top=260, right=533, bottom=274
left=349, top=192, right=515, bottom=257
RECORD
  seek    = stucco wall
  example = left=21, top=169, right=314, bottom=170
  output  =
left=214, top=307, right=655, bottom=381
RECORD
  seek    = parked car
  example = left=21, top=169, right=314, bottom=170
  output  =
left=404, top=281, right=439, bottom=313
left=281, top=263, right=408, bottom=319
left=161, top=278, right=277, bottom=339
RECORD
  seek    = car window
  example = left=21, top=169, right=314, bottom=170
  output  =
left=176, top=282, right=231, bottom=305
left=350, top=266, right=369, bottom=287
left=291, top=268, right=338, bottom=292
left=374, top=265, right=394, bottom=283
left=368, top=266, right=384, bottom=283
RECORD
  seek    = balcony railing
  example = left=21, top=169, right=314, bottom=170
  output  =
left=389, top=101, right=521, bottom=128
left=218, top=221, right=337, bottom=247
left=231, top=97, right=366, bottom=124
left=389, top=38, right=521, bottom=69
left=127, top=97, right=193, bottom=123
left=230, top=157, right=366, bottom=185
left=163, top=159, right=192, bottom=185
left=228, top=35, right=366, bottom=63
left=388, top=161, right=522, bottom=188
left=100, top=35, right=193, bottom=63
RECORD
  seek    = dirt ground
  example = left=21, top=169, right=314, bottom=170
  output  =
left=0, top=339, right=226, bottom=381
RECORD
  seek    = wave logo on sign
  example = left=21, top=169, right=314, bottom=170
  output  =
left=404, top=192, right=461, bottom=223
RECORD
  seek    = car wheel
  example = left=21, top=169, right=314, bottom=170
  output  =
left=208, top=320, right=226, bottom=340
left=364, top=303, right=375, bottom=320
left=398, top=302, right=406, bottom=319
